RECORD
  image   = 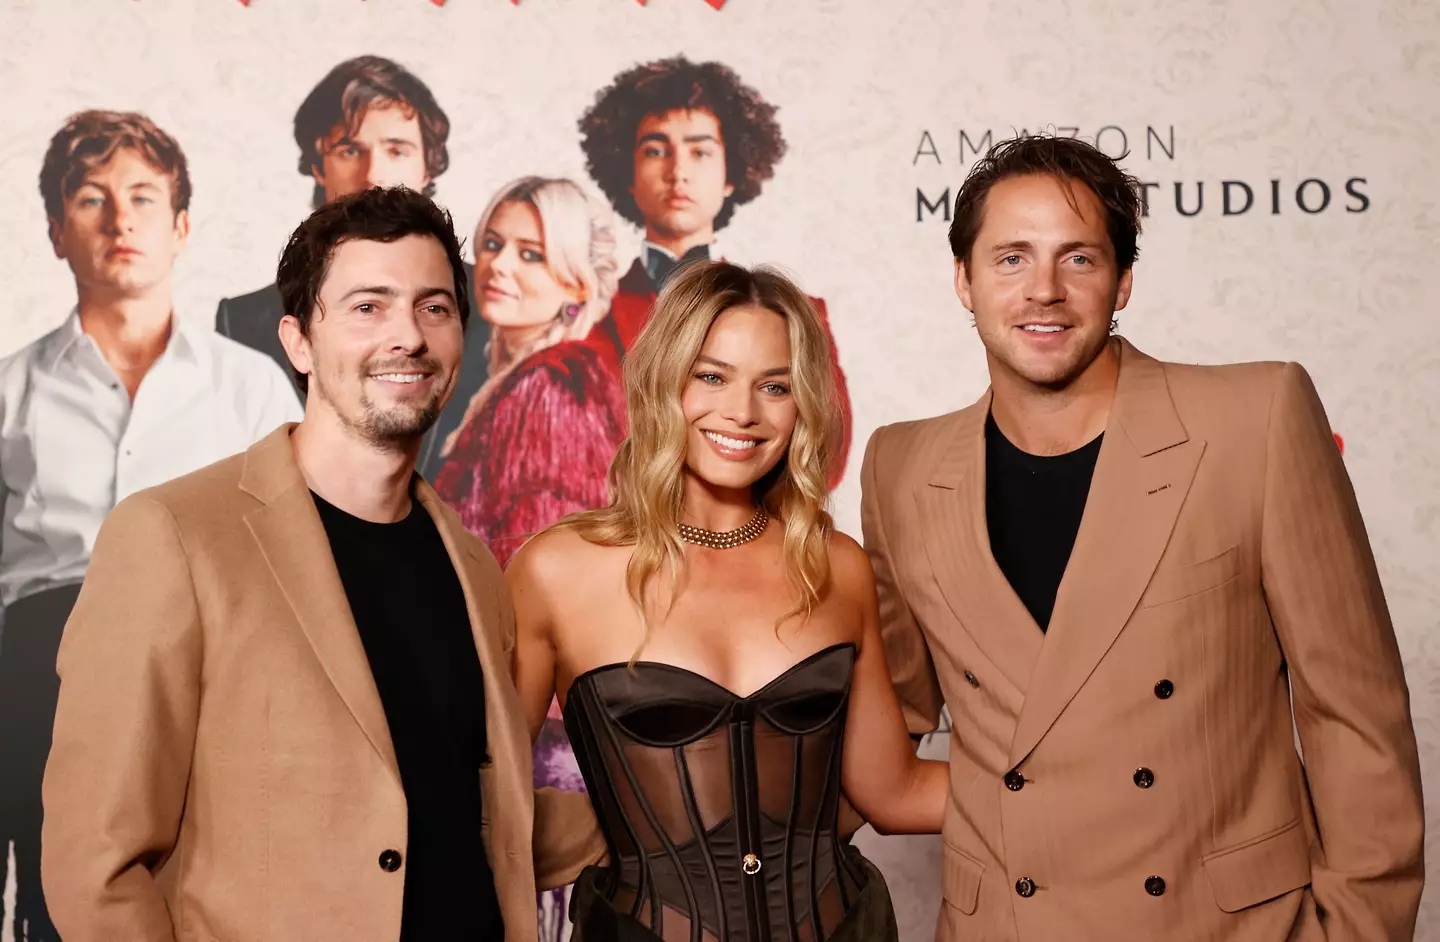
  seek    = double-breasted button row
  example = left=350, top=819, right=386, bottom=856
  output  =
left=1008, top=679, right=1174, bottom=903
left=1014, top=875, right=1166, bottom=898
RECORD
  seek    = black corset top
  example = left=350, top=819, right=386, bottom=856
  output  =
left=562, top=642, right=865, bottom=942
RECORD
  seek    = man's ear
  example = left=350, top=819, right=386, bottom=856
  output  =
left=954, top=257, right=974, bottom=312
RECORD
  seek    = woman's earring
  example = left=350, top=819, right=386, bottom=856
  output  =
left=561, top=302, right=582, bottom=320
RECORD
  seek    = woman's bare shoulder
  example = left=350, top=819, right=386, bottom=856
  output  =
left=507, top=526, right=628, bottom=598
left=825, top=530, right=878, bottom=606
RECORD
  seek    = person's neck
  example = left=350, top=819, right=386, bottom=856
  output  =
left=988, top=340, right=1120, bottom=457
left=495, top=321, right=552, bottom=368
left=680, top=472, right=758, bottom=533
left=645, top=226, right=714, bottom=259
left=291, top=411, right=420, bottom=523
left=76, top=286, right=174, bottom=375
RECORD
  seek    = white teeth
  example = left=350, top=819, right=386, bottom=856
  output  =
left=373, top=373, right=423, bottom=383
left=705, top=431, right=758, bottom=450
left=1022, top=325, right=1066, bottom=333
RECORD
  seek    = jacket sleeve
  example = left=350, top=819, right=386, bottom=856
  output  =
left=860, top=426, right=943, bottom=736
left=1261, top=362, right=1423, bottom=939
left=41, top=495, right=201, bottom=942
left=533, top=787, right=608, bottom=890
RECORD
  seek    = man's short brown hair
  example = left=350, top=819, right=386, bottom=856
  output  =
left=293, top=55, right=451, bottom=209
left=949, top=134, right=1143, bottom=272
left=38, top=110, right=191, bottom=225
left=275, top=186, right=469, bottom=395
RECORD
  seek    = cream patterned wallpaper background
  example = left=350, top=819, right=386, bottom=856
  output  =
left=0, top=0, right=1436, bottom=938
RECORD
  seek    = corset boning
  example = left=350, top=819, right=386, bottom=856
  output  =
left=563, top=643, right=865, bottom=942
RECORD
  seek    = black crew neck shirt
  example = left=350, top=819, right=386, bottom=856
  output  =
left=984, top=414, right=1103, bottom=631
left=312, top=487, right=502, bottom=939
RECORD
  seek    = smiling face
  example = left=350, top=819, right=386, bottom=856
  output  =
left=280, top=233, right=463, bottom=448
left=680, top=303, right=797, bottom=493
left=957, top=172, right=1131, bottom=391
left=49, top=147, right=189, bottom=301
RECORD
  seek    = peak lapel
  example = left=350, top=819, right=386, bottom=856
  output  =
left=239, top=427, right=400, bottom=783
left=1008, top=340, right=1203, bottom=767
left=913, top=394, right=1045, bottom=693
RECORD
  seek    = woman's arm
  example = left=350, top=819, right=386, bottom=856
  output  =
left=507, top=533, right=611, bottom=885
left=505, top=535, right=563, bottom=743
left=836, top=535, right=949, bottom=835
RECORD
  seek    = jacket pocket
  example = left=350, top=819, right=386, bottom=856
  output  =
left=940, top=839, right=984, bottom=915
left=1142, top=544, right=1241, bottom=608
left=1203, top=819, right=1312, bottom=913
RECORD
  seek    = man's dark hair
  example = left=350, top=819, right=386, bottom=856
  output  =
left=276, top=186, right=469, bottom=394
left=949, top=134, right=1143, bottom=272
left=579, top=56, right=786, bottom=231
left=39, top=110, right=191, bottom=227
left=293, top=55, right=451, bottom=209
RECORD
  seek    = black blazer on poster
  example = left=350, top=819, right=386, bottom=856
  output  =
left=215, top=261, right=491, bottom=480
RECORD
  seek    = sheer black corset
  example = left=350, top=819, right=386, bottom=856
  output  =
left=563, top=643, right=867, bottom=942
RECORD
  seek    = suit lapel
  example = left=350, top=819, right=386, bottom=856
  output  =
left=914, top=395, right=1045, bottom=693
left=414, top=481, right=527, bottom=865
left=239, top=426, right=401, bottom=783
left=1008, top=340, right=1204, bottom=767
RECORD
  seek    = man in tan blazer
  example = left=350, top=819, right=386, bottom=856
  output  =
left=41, top=186, right=596, bottom=940
left=862, top=136, right=1423, bottom=940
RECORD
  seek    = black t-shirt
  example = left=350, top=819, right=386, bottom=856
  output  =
left=312, top=486, right=502, bottom=940
left=984, top=414, right=1103, bottom=631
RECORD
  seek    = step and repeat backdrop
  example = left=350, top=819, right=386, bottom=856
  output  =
left=0, top=0, right=1436, bottom=939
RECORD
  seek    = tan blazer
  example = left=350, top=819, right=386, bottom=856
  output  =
left=862, top=339, right=1423, bottom=941
left=41, top=424, right=596, bottom=941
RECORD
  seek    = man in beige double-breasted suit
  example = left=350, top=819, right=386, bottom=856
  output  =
left=41, top=186, right=598, bottom=941
left=862, top=136, right=1423, bottom=940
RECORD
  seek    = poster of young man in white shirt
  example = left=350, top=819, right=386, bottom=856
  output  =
left=0, top=109, right=301, bottom=941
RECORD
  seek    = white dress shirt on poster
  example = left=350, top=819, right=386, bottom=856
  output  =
left=0, top=310, right=303, bottom=608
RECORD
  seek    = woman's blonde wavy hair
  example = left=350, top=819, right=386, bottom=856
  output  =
left=555, top=260, right=841, bottom=657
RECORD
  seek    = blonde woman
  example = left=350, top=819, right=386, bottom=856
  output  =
left=436, top=176, right=624, bottom=565
left=509, top=262, right=946, bottom=941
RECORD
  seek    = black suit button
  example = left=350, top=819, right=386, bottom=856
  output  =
left=378, top=849, right=402, bottom=872
left=964, top=670, right=980, bottom=687
left=1134, top=767, right=1155, bottom=789
left=1145, top=875, right=1166, bottom=896
left=1154, top=679, right=1174, bottom=699
left=1015, top=877, right=1036, bottom=898
left=1004, top=770, right=1025, bottom=791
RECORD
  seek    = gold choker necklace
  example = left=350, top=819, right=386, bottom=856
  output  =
left=678, top=508, right=769, bottom=550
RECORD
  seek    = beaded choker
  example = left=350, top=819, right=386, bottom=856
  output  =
left=678, top=508, right=769, bottom=550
